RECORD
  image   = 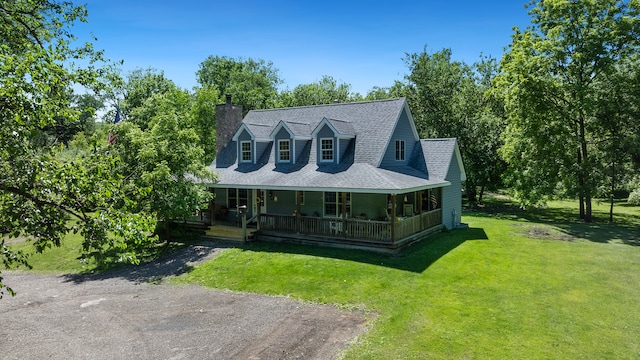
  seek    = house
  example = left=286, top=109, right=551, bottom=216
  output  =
left=203, top=96, right=466, bottom=252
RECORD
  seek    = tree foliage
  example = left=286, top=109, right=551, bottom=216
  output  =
left=496, top=0, right=640, bottom=221
left=0, top=0, right=159, bottom=297
left=277, top=75, right=355, bottom=107
left=110, top=70, right=217, bottom=239
left=364, top=81, right=408, bottom=100
left=196, top=56, right=281, bottom=112
left=404, top=48, right=506, bottom=204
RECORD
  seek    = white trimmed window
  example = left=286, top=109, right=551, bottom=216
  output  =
left=395, top=140, right=405, bottom=161
left=240, top=141, right=252, bottom=162
left=324, top=192, right=351, bottom=217
left=228, top=188, right=248, bottom=209
left=321, top=138, right=334, bottom=162
left=278, top=139, right=291, bottom=162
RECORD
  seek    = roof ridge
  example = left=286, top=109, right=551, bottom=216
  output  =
left=247, top=97, right=406, bottom=113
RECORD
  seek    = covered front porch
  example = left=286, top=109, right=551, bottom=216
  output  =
left=259, top=208, right=442, bottom=245
left=203, top=187, right=446, bottom=250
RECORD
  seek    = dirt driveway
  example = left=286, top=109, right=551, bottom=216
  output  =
left=0, top=244, right=368, bottom=359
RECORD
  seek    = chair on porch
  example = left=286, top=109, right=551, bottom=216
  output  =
left=329, top=219, right=342, bottom=235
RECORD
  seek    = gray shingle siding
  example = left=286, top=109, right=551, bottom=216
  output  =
left=295, top=139, right=308, bottom=164
left=255, top=141, right=269, bottom=162
left=338, top=138, right=351, bottom=163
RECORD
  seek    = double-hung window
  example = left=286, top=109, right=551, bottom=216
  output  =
left=395, top=140, right=405, bottom=161
left=321, top=138, right=334, bottom=162
left=228, top=188, right=248, bottom=209
left=240, top=141, right=252, bottom=162
left=278, top=139, right=291, bottom=162
left=324, top=192, right=351, bottom=217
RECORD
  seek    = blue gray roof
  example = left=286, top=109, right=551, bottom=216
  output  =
left=208, top=98, right=462, bottom=193
left=420, top=138, right=467, bottom=182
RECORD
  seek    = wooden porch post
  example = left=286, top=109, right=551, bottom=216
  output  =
left=256, top=189, right=262, bottom=230
left=340, top=192, right=347, bottom=236
left=417, top=190, right=423, bottom=230
left=296, top=191, right=302, bottom=233
left=296, top=191, right=302, bottom=216
left=391, top=194, right=396, bottom=242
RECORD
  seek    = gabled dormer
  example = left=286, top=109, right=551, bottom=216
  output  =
left=232, top=123, right=271, bottom=165
left=379, top=101, right=420, bottom=168
left=270, top=120, right=311, bottom=164
left=311, top=117, right=355, bottom=164
left=232, top=124, right=254, bottom=163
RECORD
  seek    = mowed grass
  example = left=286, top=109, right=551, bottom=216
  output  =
left=7, top=232, right=98, bottom=273
left=175, top=197, right=640, bottom=359
left=7, top=231, right=187, bottom=274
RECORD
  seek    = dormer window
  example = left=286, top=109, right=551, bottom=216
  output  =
left=241, top=141, right=252, bottom=162
left=395, top=140, right=405, bottom=161
left=278, top=139, right=291, bottom=162
left=321, top=138, right=334, bottom=162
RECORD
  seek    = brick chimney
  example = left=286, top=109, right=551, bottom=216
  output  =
left=215, top=94, right=243, bottom=154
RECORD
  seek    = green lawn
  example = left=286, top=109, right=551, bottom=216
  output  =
left=7, top=232, right=97, bottom=273
left=174, top=197, right=640, bottom=359
left=7, top=231, right=187, bottom=274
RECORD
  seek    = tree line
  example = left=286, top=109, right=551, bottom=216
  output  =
left=1, top=0, right=639, bottom=296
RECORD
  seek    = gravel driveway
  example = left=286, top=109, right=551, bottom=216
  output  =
left=0, top=243, right=368, bottom=359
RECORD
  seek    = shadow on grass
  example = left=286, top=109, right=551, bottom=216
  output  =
left=235, top=227, right=489, bottom=274
left=62, top=242, right=233, bottom=284
left=468, top=197, right=640, bottom=246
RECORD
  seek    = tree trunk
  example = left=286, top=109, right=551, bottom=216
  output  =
left=585, top=195, right=593, bottom=223
left=466, top=182, right=477, bottom=207
left=609, top=159, right=615, bottom=223
left=478, top=185, right=485, bottom=205
left=577, top=149, right=585, bottom=220
left=580, top=117, right=592, bottom=223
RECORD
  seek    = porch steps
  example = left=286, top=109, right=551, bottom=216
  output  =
left=201, top=225, right=257, bottom=243
left=255, top=224, right=444, bottom=254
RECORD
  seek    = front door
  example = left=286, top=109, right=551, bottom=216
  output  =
left=253, top=189, right=267, bottom=216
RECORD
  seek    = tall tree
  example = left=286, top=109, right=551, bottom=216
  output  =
left=192, top=85, right=220, bottom=164
left=278, top=75, right=354, bottom=107
left=405, top=48, right=506, bottom=204
left=592, top=57, right=640, bottom=221
left=121, top=68, right=178, bottom=130
left=0, top=0, right=156, bottom=297
left=196, top=56, right=281, bottom=112
left=72, top=93, right=103, bottom=134
left=364, top=81, right=408, bottom=100
left=496, top=0, right=640, bottom=221
left=111, top=76, right=216, bottom=240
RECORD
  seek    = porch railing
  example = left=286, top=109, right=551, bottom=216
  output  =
left=394, top=209, right=442, bottom=241
left=259, top=208, right=442, bottom=243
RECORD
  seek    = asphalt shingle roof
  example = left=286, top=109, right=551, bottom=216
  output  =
left=209, top=98, right=458, bottom=193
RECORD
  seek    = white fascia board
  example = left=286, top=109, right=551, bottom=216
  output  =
left=454, top=141, right=467, bottom=181
left=269, top=121, right=294, bottom=139
left=231, top=124, right=254, bottom=141
left=403, top=100, right=421, bottom=141
left=207, top=181, right=451, bottom=194
left=310, top=117, right=335, bottom=137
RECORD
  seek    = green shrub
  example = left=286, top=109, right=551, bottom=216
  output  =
left=628, top=189, right=640, bottom=205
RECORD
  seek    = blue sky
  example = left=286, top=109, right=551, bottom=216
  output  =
left=77, top=1, right=533, bottom=95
